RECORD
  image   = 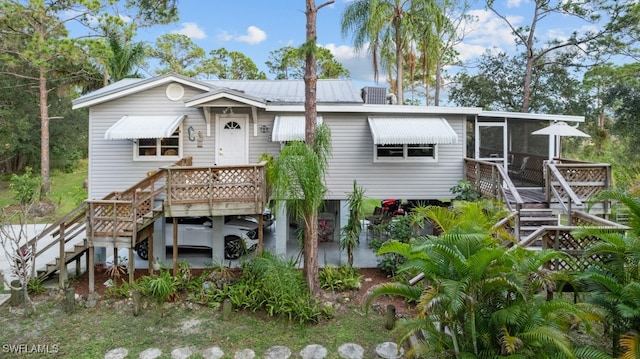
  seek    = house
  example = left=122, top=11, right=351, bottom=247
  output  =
left=71, top=73, right=603, bottom=269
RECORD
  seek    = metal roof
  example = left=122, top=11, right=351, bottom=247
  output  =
left=368, top=117, right=458, bottom=145
left=104, top=115, right=187, bottom=140
left=272, top=115, right=323, bottom=142
left=204, top=80, right=363, bottom=104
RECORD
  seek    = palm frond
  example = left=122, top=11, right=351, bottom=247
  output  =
left=365, top=282, right=423, bottom=310
left=619, top=332, right=640, bottom=359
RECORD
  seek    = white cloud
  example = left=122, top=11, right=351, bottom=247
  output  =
left=454, top=9, right=520, bottom=62
left=235, top=26, right=267, bottom=45
left=217, top=31, right=233, bottom=42
left=507, top=0, right=523, bottom=8
left=323, top=42, right=386, bottom=85
left=171, top=22, right=206, bottom=39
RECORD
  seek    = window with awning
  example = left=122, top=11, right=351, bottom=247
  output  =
left=368, top=117, right=458, bottom=162
left=104, top=115, right=187, bottom=140
left=104, top=115, right=186, bottom=160
left=271, top=115, right=323, bottom=142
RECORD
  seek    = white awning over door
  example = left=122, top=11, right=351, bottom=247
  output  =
left=367, top=117, right=458, bottom=145
left=104, top=115, right=187, bottom=140
left=271, top=115, right=323, bottom=142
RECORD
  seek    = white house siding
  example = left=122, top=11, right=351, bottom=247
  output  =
left=88, top=84, right=211, bottom=199
left=323, top=113, right=465, bottom=201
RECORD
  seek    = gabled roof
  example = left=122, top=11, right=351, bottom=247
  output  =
left=207, top=79, right=363, bottom=104
left=73, top=75, right=364, bottom=109
left=184, top=87, right=267, bottom=108
left=72, top=73, right=213, bottom=109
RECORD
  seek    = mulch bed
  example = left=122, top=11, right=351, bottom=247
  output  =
left=71, top=266, right=415, bottom=315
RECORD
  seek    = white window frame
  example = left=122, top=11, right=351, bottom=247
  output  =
left=133, top=124, right=182, bottom=161
left=374, top=143, right=437, bottom=162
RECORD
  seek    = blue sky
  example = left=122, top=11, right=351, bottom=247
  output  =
left=132, top=0, right=589, bottom=91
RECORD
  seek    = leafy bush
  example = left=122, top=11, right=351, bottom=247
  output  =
left=228, top=251, right=323, bottom=324
left=10, top=167, right=41, bottom=204
left=374, top=216, right=413, bottom=276
left=27, top=277, right=46, bottom=295
left=139, top=268, right=178, bottom=315
left=450, top=179, right=481, bottom=201
left=319, top=264, right=363, bottom=291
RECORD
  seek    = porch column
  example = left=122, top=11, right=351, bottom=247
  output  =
left=274, top=202, right=288, bottom=257
left=211, top=216, right=225, bottom=263
left=154, top=216, right=166, bottom=265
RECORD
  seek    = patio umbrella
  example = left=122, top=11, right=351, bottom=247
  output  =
left=531, top=121, right=590, bottom=137
left=532, top=121, right=590, bottom=160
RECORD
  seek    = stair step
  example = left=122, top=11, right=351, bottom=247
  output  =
left=520, top=216, right=558, bottom=221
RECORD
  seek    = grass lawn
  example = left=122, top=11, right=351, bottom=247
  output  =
left=0, top=160, right=87, bottom=222
left=0, top=293, right=398, bottom=359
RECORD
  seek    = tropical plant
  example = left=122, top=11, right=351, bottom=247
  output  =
left=319, top=264, right=363, bottom=291
left=449, top=179, right=480, bottom=202
left=269, top=123, right=332, bottom=295
left=341, top=180, right=365, bottom=266
left=228, top=251, right=323, bottom=324
left=574, top=188, right=640, bottom=357
left=365, top=201, right=606, bottom=358
left=341, top=0, right=443, bottom=102
left=27, top=276, right=46, bottom=295
left=140, top=268, right=178, bottom=317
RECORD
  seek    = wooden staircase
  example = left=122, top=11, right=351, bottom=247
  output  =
left=25, top=169, right=168, bottom=285
left=518, top=208, right=558, bottom=244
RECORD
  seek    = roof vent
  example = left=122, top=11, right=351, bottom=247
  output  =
left=361, top=86, right=387, bottom=104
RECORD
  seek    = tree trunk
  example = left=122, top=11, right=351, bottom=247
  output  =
left=39, top=65, right=51, bottom=196
left=304, top=0, right=333, bottom=296
left=434, top=57, right=442, bottom=106
left=394, top=19, right=404, bottom=105
left=303, top=212, right=319, bottom=295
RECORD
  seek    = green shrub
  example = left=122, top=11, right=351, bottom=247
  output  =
left=228, top=251, right=323, bottom=324
left=27, top=277, right=47, bottom=295
left=10, top=167, right=41, bottom=204
left=319, top=264, right=363, bottom=291
left=450, top=179, right=481, bottom=201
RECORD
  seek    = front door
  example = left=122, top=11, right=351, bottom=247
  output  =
left=216, top=114, right=249, bottom=165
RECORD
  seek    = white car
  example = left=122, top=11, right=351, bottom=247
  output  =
left=134, top=216, right=259, bottom=260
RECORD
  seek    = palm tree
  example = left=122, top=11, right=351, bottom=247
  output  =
left=341, top=0, right=441, bottom=103
left=574, top=189, right=640, bottom=357
left=367, top=202, right=604, bottom=358
left=269, top=124, right=331, bottom=295
left=104, top=34, right=146, bottom=85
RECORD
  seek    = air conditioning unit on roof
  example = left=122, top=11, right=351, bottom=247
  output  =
left=361, top=86, right=388, bottom=104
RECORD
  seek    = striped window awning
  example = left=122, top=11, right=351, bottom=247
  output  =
left=368, top=117, right=458, bottom=145
left=104, top=115, right=187, bottom=140
left=271, top=115, right=323, bottom=142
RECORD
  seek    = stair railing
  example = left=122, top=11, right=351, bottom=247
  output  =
left=545, top=163, right=584, bottom=224
left=465, top=158, right=524, bottom=239
left=23, top=202, right=89, bottom=284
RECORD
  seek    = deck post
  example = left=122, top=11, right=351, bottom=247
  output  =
left=148, top=233, right=154, bottom=274
left=58, top=223, right=67, bottom=289
left=172, top=217, right=178, bottom=276
left=128, top=247, right=134, bottom=284
left=257, top=215, right=263, bottom=255
left=88, top=246, right=94, bottom=294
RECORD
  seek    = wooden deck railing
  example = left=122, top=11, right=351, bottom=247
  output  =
left=545, top=160, right=611, bottom=216
left=464, top=158, right=524, bottom=212
left=517, top=211, right=628, bottom=271
left=163, top=162, right=267, bottom=217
